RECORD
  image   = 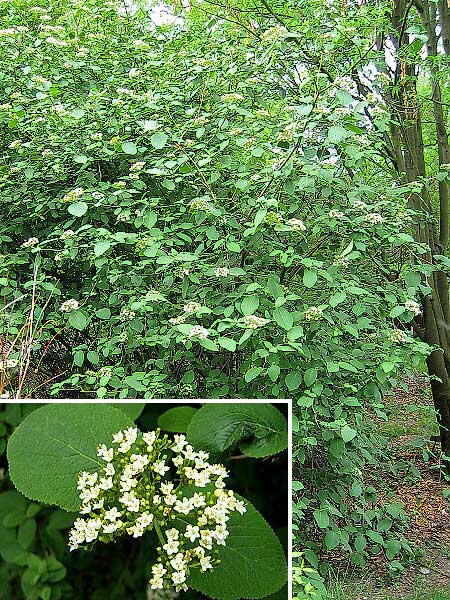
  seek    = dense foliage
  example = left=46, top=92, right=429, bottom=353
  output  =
left=1, top=402, right=288, bottom=599
left=1, top=0, right=448, bottom=598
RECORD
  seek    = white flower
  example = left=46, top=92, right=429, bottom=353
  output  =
left=22, top=237, right=39, bottom=248
left=60, top=299, right=79, bottom=312
left=287, top=218, right=306, bottom=231
left=200, top=555, right=213, bottom=571
left=46, top=36, right=68, bottom=46
left=405, top=300, right=421, bottom=315
left=153, top=460, right=170, bottom=477
left=241, top=315, right=269, bottom=330
left=328, top=209, right=344, bottom=219
left=103, top=520, right=123, bottom=534
left=60, top=229, right=75, bottom=240
left=365, top=212, right=383, bottom=224
left=1, top=357, right=17, bottom=369
left=172, top=434, right=187, bottom=453
left=188, top=325, right=209, bottom=340
left=69, top=427, right=246, bottom=593
left=214, top=267, right=230, bottom=278
left=171, top=571, right=186, bottom=585
left=119, top=491, right=140, bottom=512
left=104, top=507, right=122, bottom=521
left=97, top=444, right=114, bottom=462
left=304, top=306, right=323, bottom=321
left=352, top=200, right=367, bottom=210
left=119, top=308, right=135, bottom=322
left=388, top=328, right=408, bottom=344
left=162, top=539, right=179, bottom=555
left=169, top=315, right=186, bottom=325
left=143, top=431, right=157, bottom=448
left=130, top=161, right=146, bottom=171
left=185, top=524, right=200, bottom=542
left=183, top=301, right=201, bottom=314
left=99, top=477, right=114, bottom=490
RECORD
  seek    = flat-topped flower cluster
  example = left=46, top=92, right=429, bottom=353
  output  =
left=68, top=428, right=246, bottom=592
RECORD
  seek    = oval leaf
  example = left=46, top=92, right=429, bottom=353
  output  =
left=7, top=404, right=134, bottom=511
left=188, top=497, right=287, bottom=600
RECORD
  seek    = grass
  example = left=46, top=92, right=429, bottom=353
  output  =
left=326, top=380, right=450, bottom=600
left=327, top=578, right=450, bottom=600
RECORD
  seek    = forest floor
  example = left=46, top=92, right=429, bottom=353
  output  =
left=328, top=375, right=450, bottom=600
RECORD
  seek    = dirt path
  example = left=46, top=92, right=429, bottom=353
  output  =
left=332, top=376, right=450, bottom=599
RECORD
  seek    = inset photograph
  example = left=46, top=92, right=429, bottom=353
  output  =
left=0, top=401, right=288, bottom=599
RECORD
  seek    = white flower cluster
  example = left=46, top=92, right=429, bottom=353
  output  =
left=260, top=25, right=287, bottom=43
left=328, top=209, right=344, bottom=219
left=60, top=229, right=75, bottom=240
left=183, top=301, right=201, bottom=314
left=241, top=315, right=269, bottom=329
left=286, top=218, right=306, bottom=232
left=22, top=237, right=39, bottom=248
left=214, top=267, right=230, bottom=278
left=119, top=308, right=136, bottom=322
left=188, top=325, right=209, bottom=340
left=169, top=315, right=186, bottom=326
left=304, top=306, right=323, bottom=321
left=189, top=197, right=211, bottom=211
left=69, top=429, right=245, bottom=593
left=388, top=328, right=408, bottom=344
left=0, top=358, right=19, bottom=369
left=60, top=299, right=80, bottom=312
left=130, top=161, right=146, bottom=172
left=333, top=256, right=349, bottom=268
left=352, top=200, right=367, bottom=210
left=405, top=300, right=421, bottom=315
left=365, top=212, right=383, bottom=224
left=62, top=187, right=84, bottom=203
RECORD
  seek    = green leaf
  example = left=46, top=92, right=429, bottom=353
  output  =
left=68, top=202, right=88, bottom=217
left=341, top=424, right=357, bottom=443
left=313, top=509, right=329, bottom=529
left=241, top=295, right=259, bottom=315
left=94, top=241, right=111, bottom=256
left=303, top=270, right=317, bottom=288
left=304, top=368, right=317, bottom=387
left=267, top=364, right=280, bottom=382
left=327, top=125, right=348, bottom=144
left=150, top=132, right=168, bottom=150
left=390, top=306, right=405, bottom=318
left=7, top=404, right=134, bottom=511
left=157, top=406, right=197, bottom=433
left=324, top=530, right=340, bottom=550
left=18, top=519, right=36, bottom=550
left=143, top=211, right=158, bottom=229
left=285, top=371, right=301, bottom=391
left=218, top=337, right=237, bottom=352
left=244, top=366, right=263, bottom=382
left=273, top=307, right=293, bottom=331
left=121, top=141, right=137, bottom=155
left=188, top=497, right=287, bottom=600
left=108, top=403, right=145, bottom=420
left=95, top=308, right=111, bottom=320
left=68, top=310, right=88, bottom=331
left=70, top=108, right=85, bottom=119
left=73, top=154, right=88, bottom=164
left=187, top=403, right=288, bottom=458
left=329, top=291, right=346, bottom=307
